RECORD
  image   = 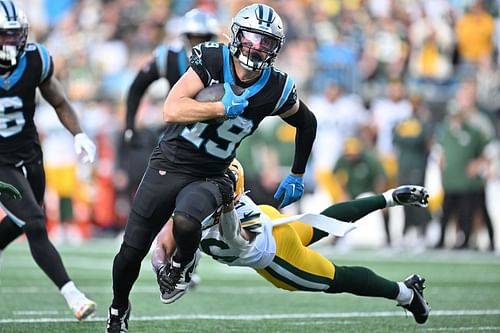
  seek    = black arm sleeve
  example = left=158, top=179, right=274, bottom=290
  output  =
left=125, top=62, right=161, bottom=130
left=283, top=99, right=317, bottom=174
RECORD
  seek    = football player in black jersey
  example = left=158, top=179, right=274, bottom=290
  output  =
left=107, top=4, right=317, bottom=332
left=117, top=9, right=219, bottom=213
left=0, top=1, right=97, bottom=321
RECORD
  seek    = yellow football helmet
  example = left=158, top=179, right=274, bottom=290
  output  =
left=229, top=159, right=245, bottom=202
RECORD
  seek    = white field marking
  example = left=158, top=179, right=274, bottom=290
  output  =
left=12, top=310, right=60, bottom=315
left=287, top=320, right=356, bottom=326
left=423, top=328, right=500, bottom=331
left=1, top=309, right=499, bottom=324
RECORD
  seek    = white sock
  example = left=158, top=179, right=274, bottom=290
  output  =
left=396, top=282, right=414, bottom=305
left=60, top=281, right=85, bottom=306
left=382, top=189, right=396, bottom=207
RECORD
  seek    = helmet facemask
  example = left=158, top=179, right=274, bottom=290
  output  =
left=0, top=1, right=28, bottom=71
left=229, top=4, right=285, bottom=72
left=231, top=27, right=281, bottom=71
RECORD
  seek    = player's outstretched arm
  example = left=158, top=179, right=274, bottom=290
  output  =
left=39, top=75, right=96, bottom=163
left=151, top=220, right=176, bottom=273
left=39, top=75, right=85, bottom=136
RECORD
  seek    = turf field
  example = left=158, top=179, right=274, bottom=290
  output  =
left=0, top=240, right=499, bottom=333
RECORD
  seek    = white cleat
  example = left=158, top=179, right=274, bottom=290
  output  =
left=70, top=296, right=97, bottom=321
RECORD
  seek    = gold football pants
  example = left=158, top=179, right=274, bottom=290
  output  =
left=255, top=205, right=335, bottom=291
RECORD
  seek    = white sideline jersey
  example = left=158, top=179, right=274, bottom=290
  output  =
left=200, top=195, right=276, bottom=269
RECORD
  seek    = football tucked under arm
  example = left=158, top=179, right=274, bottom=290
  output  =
left=195, top=83, right=245, bottom=124
left=195, top=83, right=245, bottom=102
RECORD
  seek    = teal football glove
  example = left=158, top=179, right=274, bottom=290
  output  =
left=221, top=82, right=250, bottom=119
left=0, top=180, right=21, bottom=200
left=274, top=174, right=304, bottom=208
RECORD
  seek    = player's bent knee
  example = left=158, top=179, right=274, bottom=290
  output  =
left=172, top=212, right=201, bottom=257
left=172, top=212, right=200, bottom=236
left=119, top=242, right=149, bottom=263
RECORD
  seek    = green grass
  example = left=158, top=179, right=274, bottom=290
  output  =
left=1, top=240, right=499, bottom=333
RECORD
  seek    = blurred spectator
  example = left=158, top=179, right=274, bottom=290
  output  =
left=35, top=103, right=79, bottom=242
left=475, top=56, right=500, bottom=136
left=332, top=137, right=391, bottom=245
left=369, top=80, right=413, bottom=185
left=435, top=98, right=495, bottom=250
left=455, top=0, right=495, bottom=75
left=408, top=7, right=454, bottom=81
left=309, top=80, right=368, bottom=202
left=312, top=20, right=360, bottom=94
left=359, top=17, right=409, bottom=98
left=393, top=94, right=434, bottom=246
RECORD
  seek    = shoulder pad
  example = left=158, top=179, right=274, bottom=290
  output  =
left=31, top=43, right=52, bottom=83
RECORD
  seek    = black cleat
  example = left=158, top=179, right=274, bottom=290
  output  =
left=401, top=274, right=430, bottom=324
left=393, top=185, right=429, bottom=208
left=159, top=250, right=201, bottom=304
left=106, top=303, right=131, bottom=333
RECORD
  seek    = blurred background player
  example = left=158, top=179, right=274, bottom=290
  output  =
left=153, top=159, right=431, bottom=325
left=0, top=1, right=97, bottom=320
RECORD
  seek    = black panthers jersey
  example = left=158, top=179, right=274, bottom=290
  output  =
left=0, top=43, right=53, bottom=165
left=150, top=42, right=297, bottom=177
left=126, top=44, right=189, bottom=130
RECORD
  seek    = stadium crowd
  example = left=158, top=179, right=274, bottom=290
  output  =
left=14, top=0, right=500, bottom=251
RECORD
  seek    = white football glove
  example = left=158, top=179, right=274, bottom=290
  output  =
left=74, top=132, right=96, bottom=163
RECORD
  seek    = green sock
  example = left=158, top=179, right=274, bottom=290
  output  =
left=320, top=195, right=386, bottom=222
left=327, top=266, right=399, bottom=299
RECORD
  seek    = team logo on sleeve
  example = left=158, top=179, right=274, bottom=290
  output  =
left=190, top=45, right=203, bottom=65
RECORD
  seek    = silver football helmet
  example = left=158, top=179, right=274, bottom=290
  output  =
left=0, top=0, right=28, bottom=70
left=230, top=3, right=285, bottom=71
left=181, top=8, right=219, bottom=48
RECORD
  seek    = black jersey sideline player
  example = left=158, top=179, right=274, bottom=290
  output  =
left=106, top=4, right=317, bottom=332
left=0, top=0, right=97, bottom=320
